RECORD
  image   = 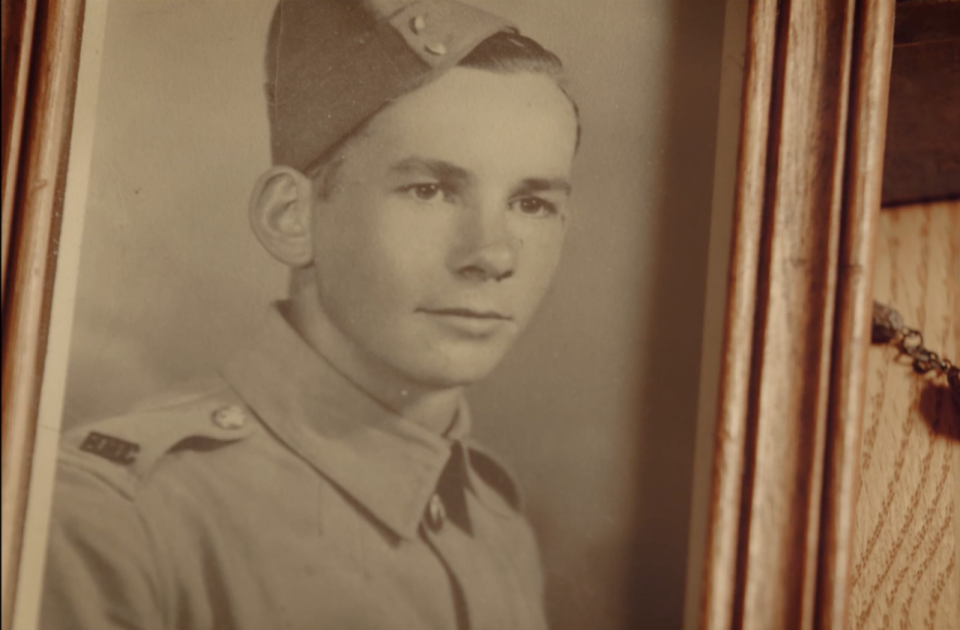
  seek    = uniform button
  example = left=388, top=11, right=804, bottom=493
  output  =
left=425, top=493, right=446, bottom=531
left=410, top=15, right=426, bottom=34
left=211, top=405, right=247, bottom=430
left=425, top=42, right=447, bottom=56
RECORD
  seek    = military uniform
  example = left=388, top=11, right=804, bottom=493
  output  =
left=41, top=306, right=548, bottom=629
left=42, top=1, right=571, bottom=626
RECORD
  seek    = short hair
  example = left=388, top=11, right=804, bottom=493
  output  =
left=461, top=31, right=564, bottom=80
left=307, top=31, right=580, bottom=200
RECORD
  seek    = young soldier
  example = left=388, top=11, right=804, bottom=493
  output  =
left=41, top=1, right=579, bottom=628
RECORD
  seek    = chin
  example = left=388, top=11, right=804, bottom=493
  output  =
left=402, top=346, right=509, bottom=390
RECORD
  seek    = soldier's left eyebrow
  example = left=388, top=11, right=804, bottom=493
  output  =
left=512, top=177, right=572, bottom=197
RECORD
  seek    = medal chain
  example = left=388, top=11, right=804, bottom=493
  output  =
left=871, top=301, right=960, bottom=409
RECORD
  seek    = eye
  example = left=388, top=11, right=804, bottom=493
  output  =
left=511, top=196, right=558, bottom=218
left=401, top=183, right=445, bottom=202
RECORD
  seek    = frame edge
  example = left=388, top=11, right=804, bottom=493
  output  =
left=1, top=2, right=85, bottom=628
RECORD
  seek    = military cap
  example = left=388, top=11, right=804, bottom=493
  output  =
left=266, top=0, right=519, bottom=173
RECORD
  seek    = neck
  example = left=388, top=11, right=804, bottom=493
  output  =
left=390, top=388, right=464, bottom=435
left=285, top=279, right=462, bottom=436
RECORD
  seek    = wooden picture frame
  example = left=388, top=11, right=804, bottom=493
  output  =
left=3, top=2, right=86, bottom=629
left=696, top=1, right=895, bottom=629
left=0, top=1, right=895, bottom=629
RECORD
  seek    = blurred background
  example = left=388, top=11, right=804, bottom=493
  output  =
left=59, top=1, right=732, bottom=627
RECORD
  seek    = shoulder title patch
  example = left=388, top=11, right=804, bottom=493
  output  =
left=80, top=431, right=140, bottom=465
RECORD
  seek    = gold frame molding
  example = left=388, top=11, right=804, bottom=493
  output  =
left=0, top=1, right=895, bottom=629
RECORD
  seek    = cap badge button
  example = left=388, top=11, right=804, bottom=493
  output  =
left=212, top=405, right=247, bottom=430
left=425, top=42, right=447, bottom=56
left=411, top=15, right=426, bottom=34
left=425, top=493, right=446, bottom=531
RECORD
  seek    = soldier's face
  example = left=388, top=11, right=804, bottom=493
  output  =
left=308, top=67, right=578, bottom=389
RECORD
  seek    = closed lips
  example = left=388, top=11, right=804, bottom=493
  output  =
left=421, top=308, right=511, bottom=320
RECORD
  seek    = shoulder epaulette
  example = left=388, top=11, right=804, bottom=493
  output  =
left=58, top=386, right=258, bottom=498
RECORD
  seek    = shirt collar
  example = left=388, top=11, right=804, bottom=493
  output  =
left=221, top=304, right=473, bottom=540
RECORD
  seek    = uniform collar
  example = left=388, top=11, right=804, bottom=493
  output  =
left=221, top=304, right=475, bottom=540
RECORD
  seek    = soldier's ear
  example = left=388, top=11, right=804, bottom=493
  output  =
left=249, top=166, right=315, bottom=267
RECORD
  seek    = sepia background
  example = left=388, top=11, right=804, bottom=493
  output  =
left=58, top=1, right=731, bottom=627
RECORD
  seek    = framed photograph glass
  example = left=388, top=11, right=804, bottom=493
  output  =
left=1, top=1, right=895, bottom=629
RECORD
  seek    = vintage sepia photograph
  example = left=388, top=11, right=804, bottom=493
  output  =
left=11, top=1, right=946, bottom=629
left=6, top=0, right=749, bottom=628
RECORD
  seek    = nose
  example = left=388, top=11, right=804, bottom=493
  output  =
left=451, top=203, right=518, bottom=282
